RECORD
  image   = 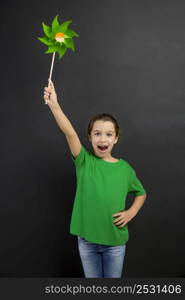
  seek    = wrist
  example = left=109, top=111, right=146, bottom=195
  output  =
left=128, top=207, right=138, bottom=216
left=48, top=101, right=59, bottom=110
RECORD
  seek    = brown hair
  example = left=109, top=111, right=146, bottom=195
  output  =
left=87, top=113, right=120, bottom=138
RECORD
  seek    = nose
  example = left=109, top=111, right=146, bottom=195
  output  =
left=99, top=134, right=106, bottom=142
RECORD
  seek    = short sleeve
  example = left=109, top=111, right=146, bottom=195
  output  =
left=128, top=167, right=146, bottom=196
left=71, top=146, right=87, bottom=168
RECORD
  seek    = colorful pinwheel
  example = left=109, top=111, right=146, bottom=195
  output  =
left=38, top=15, right=79, bottom=89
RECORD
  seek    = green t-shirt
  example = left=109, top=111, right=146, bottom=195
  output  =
left=70, top=146, right=146, bottom=246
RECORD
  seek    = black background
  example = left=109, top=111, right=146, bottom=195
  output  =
left=0, top=0, right=185, bottom=277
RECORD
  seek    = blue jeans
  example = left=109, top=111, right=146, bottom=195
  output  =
left=77, top=236, right=126, bottom=278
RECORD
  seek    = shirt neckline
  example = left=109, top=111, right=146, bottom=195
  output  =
left=93, top=154, right=122, bottom=165
left=99, top=158, right=122, bottom=165
left=90, top=150, right=122, bottom=165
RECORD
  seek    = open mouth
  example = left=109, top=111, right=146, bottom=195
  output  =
left=97, top=145, right=108, bottom=152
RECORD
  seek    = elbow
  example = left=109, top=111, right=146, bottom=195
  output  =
left=143, top=193, right=147, bottom=201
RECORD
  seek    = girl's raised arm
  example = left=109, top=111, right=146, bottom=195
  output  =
left=43, top=80, right=82, bottom=158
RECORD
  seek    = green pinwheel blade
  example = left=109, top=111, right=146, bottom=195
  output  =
left=45, top=45, right=60, bottom=54
left=38, top=37, right=54, bottom=46
left=65, top=28, right=79, bottom=38
left=64, top=38, right=75, bottom=51
left=58, top=45, right=67, bottom=59
left=60, top=20, right=72, bottom=33
left=51, top=15, right=60, bottom=35
left=42, top=22, right=52, bottom=38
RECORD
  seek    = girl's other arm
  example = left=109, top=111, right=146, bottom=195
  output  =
left=43, top=80, right=82, bottom=158
left=129, top=194, right=147, bottom=216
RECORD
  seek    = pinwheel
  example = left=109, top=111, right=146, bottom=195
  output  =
left=38, top=15, right=79, bottom=103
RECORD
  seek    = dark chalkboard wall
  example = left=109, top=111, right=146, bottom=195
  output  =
left=0, top=0, right=184, bottom=277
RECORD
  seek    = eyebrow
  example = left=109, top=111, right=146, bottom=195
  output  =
left=93, top=130, right=114, bottom=133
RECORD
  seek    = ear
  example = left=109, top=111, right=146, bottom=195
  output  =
left=114, top=136, right=119, bottom=144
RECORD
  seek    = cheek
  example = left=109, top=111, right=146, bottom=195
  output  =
left=91, top=136, right=98, bottom=143
left=110, top=138, right=117, bottom=145
left=109, top=137, right=115, bottom=143
left=91, top=136, right=97, bottom=144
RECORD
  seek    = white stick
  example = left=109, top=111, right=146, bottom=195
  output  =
left=45, top=52, right=56, bottom=104
left=48, top=51, right=56, bottom=83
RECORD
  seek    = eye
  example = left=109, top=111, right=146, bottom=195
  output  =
left=107, top=133, right=113, bottom=137
left=95, top=132, right=100, bottom=136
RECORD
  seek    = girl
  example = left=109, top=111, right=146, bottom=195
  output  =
left=43, top=80, right=147, bottom=278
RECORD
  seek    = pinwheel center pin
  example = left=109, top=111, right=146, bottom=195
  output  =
left=55, top=32, right=65, bottom=43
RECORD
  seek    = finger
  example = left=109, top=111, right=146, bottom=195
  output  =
left=45, top=87, right=52, bottom=94
left=114, top=220, right=125, bottom=226
left=117, top=221, right=127, bottom=228
left=116, top=220, right=125, bottom=225
left=113, top=217, right=122, bottom=223
left=113, top=213, right=121, bottom=217
left=44, top=94, right=49, bottom=100
left=43, top=96, right=48, bottom=105
left=44, top=94, right=49, bottom=101
left=118, top=221, right=127, bottom=228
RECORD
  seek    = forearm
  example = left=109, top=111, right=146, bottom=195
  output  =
left=48, top=101, right=76, bottom=137
left=129, top=194, right=147, bottom=215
